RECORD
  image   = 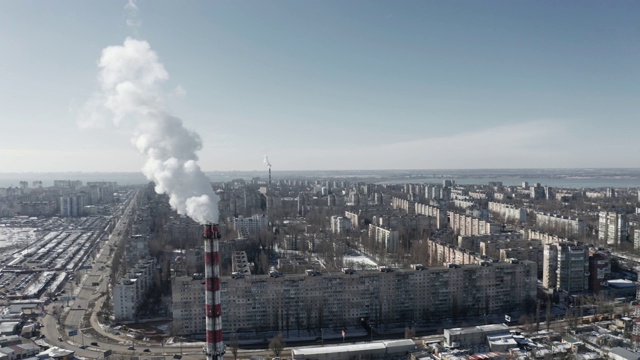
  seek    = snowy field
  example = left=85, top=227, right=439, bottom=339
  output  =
left=0, top=226, right=37, bottom=256
left=343, top=253, right=378, bottom=270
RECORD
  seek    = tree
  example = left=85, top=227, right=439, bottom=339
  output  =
left=404, top=326, right=416, bottom=339
left=230, top=333, right=239, bottom=360
left=545, top=298, right=552, bottom=332
left=52, top=306, right=63, bottom=325
left=269, top=333, right=285, bottom=357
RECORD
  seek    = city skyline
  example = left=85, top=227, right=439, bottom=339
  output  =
left=1, top=1, right=639, bottom=172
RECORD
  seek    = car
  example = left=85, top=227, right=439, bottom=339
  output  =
left=91, top=342, right=98, bottom=346
left=127, top=346, right=135, bottom=350
left=58, top=337, right=63, bottom=341
left=173, top=355, right=182, bottom=359
left=143, top=349, right=150, bottom=352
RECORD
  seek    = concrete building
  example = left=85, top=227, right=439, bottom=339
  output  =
left=444, top=324, right=510, bottom=347
left=543, top=243, right=589, bottom=294
left=113, top=257, right=157, bottom=322
left=588, top=251, right=610, bottom=294
left=175, top=263, right=536, bottom=336
left=427, top=239, right=487, bottom=266
left=232, top=251, right=251, bottom=276
left=234, top=214, right=269, bottom=238
left=535, top=212, right=585, bottom=238
left=414, top=202, right=445, bottom=229
left=330, top=216, right=352, bottom=235
left=488, top=202, right=527, bottom=224
left=598, top=211, right=628, bottom=246
left=449, top=212, right=500, bottom=237
left=291, top=340, right=415, bottom=360
left=171, top=273, right=206, bottom=336
left=124, top=234, right=150, bottom=267
left=59, top=194, right=84, bottom=217
left=368, top=224, right=399, bottom=253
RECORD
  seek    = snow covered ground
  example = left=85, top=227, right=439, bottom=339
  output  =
left=0, top=227, right=37, bottom=263
left=343, top=253, right=378, bottom=270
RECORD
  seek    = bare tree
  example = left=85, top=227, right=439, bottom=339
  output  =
left=230, top=333, right=239, bottom=360
left=269, top=333, right=285, bottom=357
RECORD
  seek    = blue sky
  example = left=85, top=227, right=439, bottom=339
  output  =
left=1, top=1, right=639, bottom=172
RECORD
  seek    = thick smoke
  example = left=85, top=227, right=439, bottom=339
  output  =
left=81, top=37, right=219, bottom=224
left=263, top=155, right=272, bottom=168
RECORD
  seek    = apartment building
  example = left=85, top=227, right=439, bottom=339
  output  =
left=368, top=224, right=399, bottom=253
left=535, top=212, right=585, bottom=237
left=543, top=243, right=589, bottom=294
left=330, top=216, right=352, bottom=234
left=598, top=211, right=628, bottom=246
left=525, top=229, right=567, bottom=245
left=124, top=235, right=150, bottom=267
left=171, top=273, right=206, bottom=336
left=182, top=263, right=534, bottom=336
left=588, top=251, right=610, bottom=294
left=232, top=251, right=251, bottom=276
left=453, top=199, right=476, bottom=210
left=457, top=233, right=524, bottom=252
left=426, top=239, right=487, bottom=266
left=414, top=202, right=445, bottom=229
left=233, top=214, right=269, bottom=238
left=488, top=202, right=527, bottom=224
left=59, top=194, right=85, bottom=217
left=449, top=212, right=500, bottom=237
left=113, top=257, right=157, bottom=322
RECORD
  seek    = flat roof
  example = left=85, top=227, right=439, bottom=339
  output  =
left=292, top=342, right=387, bottom=355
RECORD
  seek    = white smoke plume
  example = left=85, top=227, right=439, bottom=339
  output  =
left=125, top=0, right=141, bottom=33
left=263, top=154, right=272, bottom=168
left=80, top=37, right=219, bottom=224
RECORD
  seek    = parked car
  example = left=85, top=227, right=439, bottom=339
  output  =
left=91, top=342, right=98, bottom=346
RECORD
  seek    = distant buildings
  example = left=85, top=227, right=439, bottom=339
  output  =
left=59, top=194, right=84, bottom=217
left=535, top=212, right=585, bottom=237
left=488, top=202, right=527, bottom=224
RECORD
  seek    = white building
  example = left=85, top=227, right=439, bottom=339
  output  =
left=330, top=216, right=352, bottom=234
left=598, top=211, right=628, bottom=246
left=113, top=257, right=156, bottom=322
left=234, top=214, right=269, bottom=237
left=543, top=242, right=588, bottom=294
left=368, top=224, right=399, bottom=253
left=488, top=202, right=527, bottom=224
left=59, top=194, right=85, bottom=217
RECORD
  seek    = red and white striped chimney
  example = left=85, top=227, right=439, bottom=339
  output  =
left=204, top=224, right=224, bottom=359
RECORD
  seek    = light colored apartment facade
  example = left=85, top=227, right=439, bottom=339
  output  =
left=113, top=257, right=157, bottom=322
left=172, top=263, right=536, bottom=336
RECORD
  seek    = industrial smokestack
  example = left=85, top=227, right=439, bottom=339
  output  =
left=203, top=224, right=224, bottom=360
left=263, top=155, right=272, bottom=186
